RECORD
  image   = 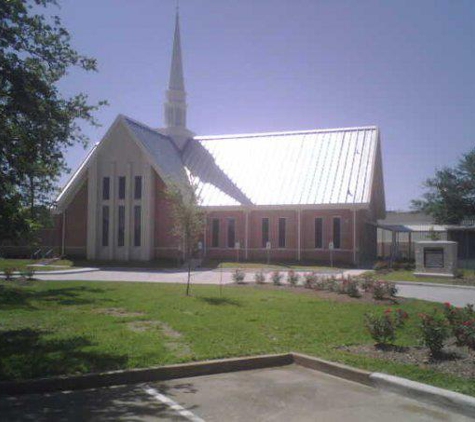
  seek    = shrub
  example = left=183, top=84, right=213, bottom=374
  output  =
left=324, top=276, right=339, bottom=292
left=336, top=280, right=347, bottom=294
left=364, top=308, right=408, bottom=346
left=313, top=276, right=326, bottom=290
left=232, top=269, right=246, bottom=284
left=20, top=269, right=36, bottom=281
left=3, top=267, right=15, bottom=281
left=287, top=270, right=300, bottom=287
left=445, top=302, right=475, bottom=350
left=372, top=281, right=398, bottom=300
left=419, top=310, right=450, bottom=357
left=271, top=271, right=283, bottom=286
left=345, top=278, right=361, bottom=298
left=303, top=272, right=317, bottom=289
left=359, top=274, right=375, bottom=292
left=254, top=271, right=266, bottom=284
left=373, top=260, right=389, bottom=272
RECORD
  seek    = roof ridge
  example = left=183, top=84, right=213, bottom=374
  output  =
left=194, top=125, right=378, bottom=141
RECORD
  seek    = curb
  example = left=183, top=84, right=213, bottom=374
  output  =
left=291, top=353, right=372, bottom=386
left=370, top=373, right=475, bottom=419
left=0, top=353, right=292, bottom=396
left=1, top=352, right=474, bottom=418
left=32, top=267, right=99, bottom=275
left=395, top=280, right=475, bottom=291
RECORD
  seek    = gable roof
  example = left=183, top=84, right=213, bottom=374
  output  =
left=188, top=126, right=382, bottom=208
left=55, top=115, right=188, bottom=211
left=55, top=116, right=385, bottom=216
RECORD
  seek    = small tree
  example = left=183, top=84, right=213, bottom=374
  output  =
left=165, top=178, right=204, bottom=296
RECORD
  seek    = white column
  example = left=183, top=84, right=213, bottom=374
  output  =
left=109, top=162, right=116, bottom=260
left=125, top=162, right=132, bottom=261
left=86, top=159, right=98, bottom=260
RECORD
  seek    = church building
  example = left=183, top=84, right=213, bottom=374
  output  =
left=51, top=11, right=386, bottom=265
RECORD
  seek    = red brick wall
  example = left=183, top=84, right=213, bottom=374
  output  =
left=63, top=182, right=88, bottom=257
left=200, top=207, right=375, bottom=265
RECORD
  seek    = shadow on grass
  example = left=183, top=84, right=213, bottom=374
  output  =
left=0, top=328, right=128, bottom=381
left=0, top=285, right=109, bottom=309
left=197, top=296, right=242, bottom=307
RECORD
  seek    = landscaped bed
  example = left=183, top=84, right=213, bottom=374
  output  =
left=0, top=279, right=474, bottom=398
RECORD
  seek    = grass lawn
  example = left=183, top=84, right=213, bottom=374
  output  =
left=204, top=260, right=342, bottom=272
left=0, top=259, right=74, bottom=272
left=371, top=269, right=475, bottom=286
left=0, top=280, right=473, bottom=397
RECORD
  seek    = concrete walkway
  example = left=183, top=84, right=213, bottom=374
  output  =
left=397, top=283, right=475, bottom=307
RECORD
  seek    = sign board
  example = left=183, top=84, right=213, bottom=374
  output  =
left=235, top=242, right=240, bottom=250
left=329, top=242, right=334, bottom=250
left=424, top=248, right=444, bottom=268
left=266, top=241, right=271, bottom=250
left=197, top=241, right=203, bottom=250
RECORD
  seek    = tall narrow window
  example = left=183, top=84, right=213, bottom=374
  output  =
left=278, top=218, right=286, bottom=248
left=134, top=205, right=141, bottom=247
left=212, top=218, right=220, bottom=247
left=118, top=176, right=126, bottom=199
left=134, top=176, right=142, bottom=200
left=262, top=218, right=269, bottom=248
left=102, top=206, right=109, bottom=247
left=118, top=206, right=125, bottom=247
left=315, top=218, right=323, bottom=249
left=333, top=217, right=341, bottom=249
left=227, top=218, right=236, bottom=248
left=102, top=177, right=110, bottom=200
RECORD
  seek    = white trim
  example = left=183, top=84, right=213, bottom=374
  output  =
left=202, top=203, right=369, bottom=212
left=195, top=125, right=378, bottom=141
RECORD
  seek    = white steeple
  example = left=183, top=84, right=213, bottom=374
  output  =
left=162, top=6, right=194, bottom=150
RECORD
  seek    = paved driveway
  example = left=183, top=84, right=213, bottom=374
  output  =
left=0, top=366, right=469, bottom=421
left=396, top=283, right=475, bottom=307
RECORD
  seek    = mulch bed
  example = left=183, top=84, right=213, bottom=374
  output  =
left=232, top=282, right=405, bottom=305
left=228, top=282, right=407, bottom=306
left=339, top=341, right=475, bottom=380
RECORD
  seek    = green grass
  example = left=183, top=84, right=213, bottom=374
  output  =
left=371, top=269, right=475, bottom=286
left=0, top=280, right=473, bottom=396
left=0, top=259, right=74, bottom=272
left=204, top=260, right=342, bottom=271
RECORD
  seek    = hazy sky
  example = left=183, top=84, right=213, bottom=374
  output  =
left=54, top=0, right=475, bottom=210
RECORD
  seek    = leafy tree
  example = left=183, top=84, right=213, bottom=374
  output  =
left=412, top=148, right=475, bottom=224
left=0, top=0, right=105, bottom=243
left=165, top=178, right=205, bottom=296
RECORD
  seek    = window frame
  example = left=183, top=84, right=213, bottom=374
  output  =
left=227, top=218, right=236, bottom=249
left=332, top=216, right=341, bottom=249
left=261, top=217, right=270, bottom=248
left=314, top=217, right=323, bottom=249
left=278, top=217, right=286, bottom=248
left=211, top=218, right=220, bottom=248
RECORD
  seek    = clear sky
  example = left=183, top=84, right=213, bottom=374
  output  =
left=54, top=0, right=475, bottom=211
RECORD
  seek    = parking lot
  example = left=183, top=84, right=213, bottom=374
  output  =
left=0, top=365, right=470, bottom=421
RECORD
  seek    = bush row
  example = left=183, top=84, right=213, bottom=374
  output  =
left=365, top=302, right=475, bottom=358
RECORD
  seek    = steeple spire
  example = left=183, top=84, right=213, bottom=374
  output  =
left=162, top=6, right=193, bottom=150
left=168, top=8, right=184, bottom=91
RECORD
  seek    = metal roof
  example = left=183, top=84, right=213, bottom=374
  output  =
left=187, top=127, right=379, bottom=207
